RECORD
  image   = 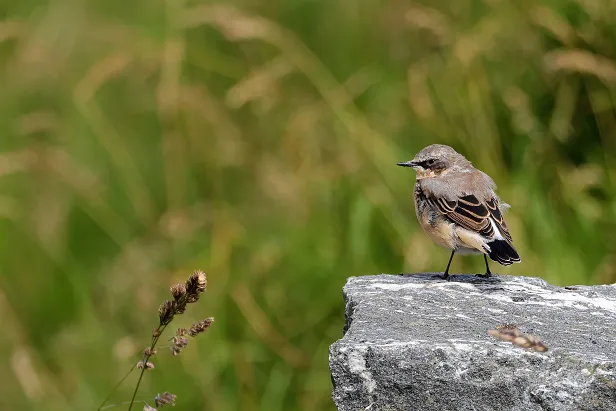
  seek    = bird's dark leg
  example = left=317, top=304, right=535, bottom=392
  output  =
left=442, top=250, right=455, bottom=280
left=476, top=255, right=492, bottom=278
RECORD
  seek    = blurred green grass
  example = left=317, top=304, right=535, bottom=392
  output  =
left=1, top=0, right=616, bottom=409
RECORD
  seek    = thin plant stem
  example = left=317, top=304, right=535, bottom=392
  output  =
left=97, top=363, right=138, bottom=411
left=127, top=323, right=169, bottom=411
left=100, top=270, right=208, bottom=410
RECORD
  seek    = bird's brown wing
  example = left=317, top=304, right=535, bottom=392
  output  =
left=426, top=193, right=513, bottom=242
left=484, top=197, right=513, bottom=242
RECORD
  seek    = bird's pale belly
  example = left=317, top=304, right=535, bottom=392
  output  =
left=417, top=208, right=457, bottom=249
left=415, top=200, right=486, bottom=254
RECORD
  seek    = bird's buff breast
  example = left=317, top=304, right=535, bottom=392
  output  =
left=414, top=190, right=457, bottom=249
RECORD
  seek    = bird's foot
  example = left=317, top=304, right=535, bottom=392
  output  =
left=475, top=272, right=492, bottom=279
left=440, top=272, right=452, bottom=281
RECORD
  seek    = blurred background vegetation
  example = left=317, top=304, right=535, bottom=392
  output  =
left=1, top=0, right=616, bottom=409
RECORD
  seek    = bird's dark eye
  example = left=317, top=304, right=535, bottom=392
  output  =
left=425, top=159, right=436, bottom=167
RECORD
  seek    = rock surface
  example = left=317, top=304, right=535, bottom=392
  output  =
left=329, top=273, right=616, bottom=411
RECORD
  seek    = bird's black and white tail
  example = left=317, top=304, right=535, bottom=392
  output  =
left=486, top=239, right=520, bottom=266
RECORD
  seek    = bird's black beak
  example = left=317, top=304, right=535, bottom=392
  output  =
left=397, top=160, right=417, bottom=168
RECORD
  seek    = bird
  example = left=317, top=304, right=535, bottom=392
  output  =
left=397, top=144, right=520, bottom=280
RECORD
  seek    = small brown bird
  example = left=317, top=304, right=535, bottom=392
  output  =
left=397, top=144, right=520, bottom=280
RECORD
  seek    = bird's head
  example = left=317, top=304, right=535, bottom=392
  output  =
left=397, top=144, right=472, bottom=179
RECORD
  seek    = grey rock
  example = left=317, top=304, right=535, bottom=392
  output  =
left=329, top=273, right=616, bottom=411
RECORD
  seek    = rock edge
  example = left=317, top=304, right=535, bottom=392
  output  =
left=329, top=273, right=616, bottom=411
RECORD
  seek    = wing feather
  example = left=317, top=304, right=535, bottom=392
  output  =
left=430, top=193, right=513, bottom=242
